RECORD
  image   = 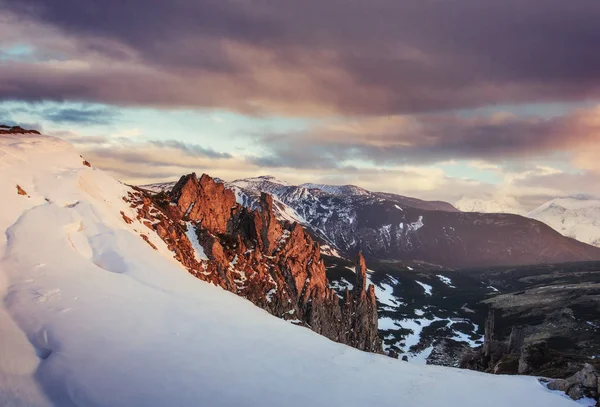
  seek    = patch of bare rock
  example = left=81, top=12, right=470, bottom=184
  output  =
left=127, top=173, right=382, bottom=353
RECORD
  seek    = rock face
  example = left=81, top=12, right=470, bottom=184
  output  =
left=128, top=173, right=382, bottom=353
left=547, top=364, right=599, bottom=402
left=16, top=185, right=27, bottom=196
left=171, top=174, right=236, bottom=234
left=461, top=310, right=600, bottom=389
left=0, top=125, right=41, bottom=135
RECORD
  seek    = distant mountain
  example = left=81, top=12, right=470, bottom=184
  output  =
left=528, top=196, right=600, bottom=247
left=455, top=197, right=523, bottom=215
left=168, top=176, right=600, bottom=268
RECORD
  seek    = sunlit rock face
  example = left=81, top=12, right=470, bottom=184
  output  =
left=132, top=173, right=382, bottom=353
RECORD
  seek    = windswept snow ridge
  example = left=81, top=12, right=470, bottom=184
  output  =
left=0, top=133, right=580, bottom=407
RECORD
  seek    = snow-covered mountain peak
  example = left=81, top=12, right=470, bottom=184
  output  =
left=531, top=196, right=600, bottom=214
left=300, top=183, right=370, bottom=196
left=232, top=175, right=290, bottom=187
left=528, top=196, right=600, bottom=247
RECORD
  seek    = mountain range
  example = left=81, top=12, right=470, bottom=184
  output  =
left=1, top=126, right=597, bottom=406
left=455, top=194, right=600, bottom=248
left=149, top=176, right=600, bottom=268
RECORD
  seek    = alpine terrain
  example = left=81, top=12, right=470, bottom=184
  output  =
left=146, top=175, right=600, bottom=387
left=0, top=127, right=592, bottom=406
left=200, top=176, right=600, bottom=268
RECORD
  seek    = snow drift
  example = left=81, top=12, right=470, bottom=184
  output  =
left=0, top=133, right=582, bottom=406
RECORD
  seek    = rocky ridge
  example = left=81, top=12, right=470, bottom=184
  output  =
left=131, top=173, right=382, bottom=352
left=0, top=124, right=41, bottom=135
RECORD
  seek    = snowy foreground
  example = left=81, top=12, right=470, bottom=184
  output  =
left=0, top=134, right=581, bottom=407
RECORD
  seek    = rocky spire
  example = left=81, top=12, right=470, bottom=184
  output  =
left=131, top=173, right=383, bottom=354
left=483, top=310, right=495, bottom=361
left=257, top=193, right=282, bottom=254
left=354, top=252, right=368, bottom=294
left=346, top=252, right=381, bottom=352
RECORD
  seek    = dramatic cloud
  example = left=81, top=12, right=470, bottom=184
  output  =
left=1, top=0, right=599, bottom=114
left=251, top=105, right=600, bottom=167
left=3, top=0, right=600, bottom=212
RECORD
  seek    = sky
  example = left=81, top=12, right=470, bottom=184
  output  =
left=1, top=0, right=600, bottom=212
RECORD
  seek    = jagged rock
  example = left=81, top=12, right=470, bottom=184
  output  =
left=547, top=364, right=599, bottom=401
left=507, top=326, right=525, bottom=354
left=566, top=384, right=586, bottom=401
left=171, top=173, right=237, bottom=234
left=343, top=253, right=381, bottom=352
left=387, top=350, right=399, bottom=359
left=127, top=174, right=383, bottom=353
left=257, top=193, right=282, bottom=254
left=547, top=379, right=570, bottom=392
left=140, top=234, right=157, bottom=250
left=482, top=310, right=495, bottom=360
left=0, top=125, right=41, bottom=135
left=493, top=354, right=520, bottom=375
left=83, top=160, right=91, bottom=167
left=16, top=185, right=27, bottom=196
left=120, top=211, right=133, bottom=224
left=428, top=339, right=470, bottom=367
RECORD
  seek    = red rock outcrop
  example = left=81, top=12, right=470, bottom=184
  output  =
left=171, top=173, right=236, bottom=234
left=16, top=185, right=27, bottom=196
left=127, top=174, right=382, bottom=353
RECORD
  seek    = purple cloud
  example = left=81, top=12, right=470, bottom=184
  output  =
left=0, top=0, right=599, bottom=114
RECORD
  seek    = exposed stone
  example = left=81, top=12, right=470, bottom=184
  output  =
left=140, top=234, right=157, bottom=250
left=493, top=354, right=520, bottom=374
left=482, top=310, right=495, bottom=360
left=547, top=379, right=569, bottom=392
left=83, top=160, right=91, bottom=167
left=120, top=211, right=133, bottom=224
left=0, top=125, right=41, bottom=135
left=507, top=325, right=525, bottom=354
left=428, top=339, right=470, bottom=368
left=567, top=384, right=586, bottom=401
left=126, top=174, right=383, bottom=353
left=257, top=193, right=282, bottom=254
left=16, top=185, right=27, bottom=196
left=171, top=173, right=236, bottom=234
left=547, top=363, right=599, bottom=401
left=387, top=350, right=399, bottom=359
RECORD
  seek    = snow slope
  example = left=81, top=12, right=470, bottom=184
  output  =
left=528, top=197, right=600, bottom=247
left=0, top=133, right=580, bottom=407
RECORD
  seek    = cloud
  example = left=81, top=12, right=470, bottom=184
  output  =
left=51, top=130, right=234, bottom=183
left=1, top=1, right=599, bottom=114
left=147, top=140, right=232, bottom=159
left=250, top=105, right=600, bottom=168
left=41, top=105, right=119, bottom=125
